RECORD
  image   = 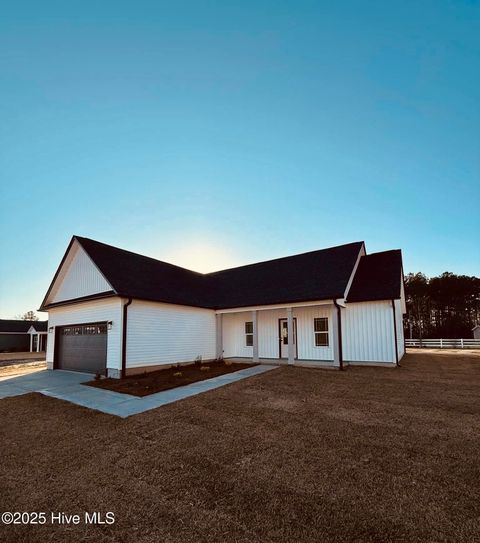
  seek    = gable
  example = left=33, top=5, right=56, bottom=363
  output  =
left=45, top=240, right=114, bottom=305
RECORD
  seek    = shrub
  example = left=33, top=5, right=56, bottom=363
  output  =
left=173, top=371, right=182, bottom=377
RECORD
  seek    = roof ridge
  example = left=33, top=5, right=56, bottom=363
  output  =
left=74, top=236, right=208, bottom=278
left=208, top=241, right=365, bottom=276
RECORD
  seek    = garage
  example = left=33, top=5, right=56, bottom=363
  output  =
left=56, top=322, right=107, bottom=375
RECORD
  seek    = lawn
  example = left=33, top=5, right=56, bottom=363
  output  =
left=1, top=351, right=479, bottom=542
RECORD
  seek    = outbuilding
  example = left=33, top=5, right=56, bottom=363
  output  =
left=40, top=236, right=406, bottom=377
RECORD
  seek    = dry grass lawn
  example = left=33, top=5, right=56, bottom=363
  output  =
left=1, top=351, right=479, bottom=542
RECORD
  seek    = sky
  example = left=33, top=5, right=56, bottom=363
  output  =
left=0, top=0, right=479, bottom=319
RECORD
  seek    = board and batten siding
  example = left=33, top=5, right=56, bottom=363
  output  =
left=126, top=300, right=216, bottom=368
left=222, top=306, right=335, bottom=361
left=46, top=297, right=123, bottom=371
left=49, top=241, right=112, bottom=304
left=342, top=301, right=396, bottom=363
left=394, top=299, right=405, bottom=359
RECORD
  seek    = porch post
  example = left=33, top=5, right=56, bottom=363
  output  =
left=331, top=304, right=340, bottom=368
left=29, top=333, right=33, bottom=352
left=36, top=334, right=40, bottom=353
left=216, top=314, right=223, bottom=359
left=252, top=310, right=259, bottom=363
left=287, top=307, right=295, bottom=365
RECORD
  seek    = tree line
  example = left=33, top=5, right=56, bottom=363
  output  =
left=404, top=272, right=480, bottom=339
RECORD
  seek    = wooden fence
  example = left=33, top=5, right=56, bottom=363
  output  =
left=406, top=339, right=480, bottom=349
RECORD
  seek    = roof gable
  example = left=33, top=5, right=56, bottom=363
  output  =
left=346, top=250, right=403, bottom=303
left=42, top=240, right=114, bottom=308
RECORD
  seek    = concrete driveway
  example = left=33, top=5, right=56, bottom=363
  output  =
left=0, top=365, right=278, bottom=418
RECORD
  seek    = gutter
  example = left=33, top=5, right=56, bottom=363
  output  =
left=121, top=297, right=133, bottom=378
left=391, top=299, right=399, bottom=366
left=333, top=299, right=344, bottom=371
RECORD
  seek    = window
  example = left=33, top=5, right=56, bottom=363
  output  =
left=245, top=321, right=253, bottom=346
left=314, top=317, right=329, bottom=347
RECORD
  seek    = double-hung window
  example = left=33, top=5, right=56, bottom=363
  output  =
left=314, top=317, right=329, bottom=346
left=245, top=322, right=253, bottom=346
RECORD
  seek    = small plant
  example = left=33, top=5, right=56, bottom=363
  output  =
left=200, top=366, right=210, bottom=371
left=94, top=372, right=101, bottom=381
left=224, top=361, right=233, bottom=367
left=194, top=355, right=202, bottom=367
left=173, top=371, right=182, bottom=377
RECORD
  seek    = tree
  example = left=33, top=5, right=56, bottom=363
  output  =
left=404, top=272, right=480, bottom=338
left=15, top=311, right=39, bottom=321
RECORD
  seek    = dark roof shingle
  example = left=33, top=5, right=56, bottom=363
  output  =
left=57, top=237, right=364, bottom=310
left=0, top=320, right=48, bottom=333
left=346, top=250, right=403, bottom=303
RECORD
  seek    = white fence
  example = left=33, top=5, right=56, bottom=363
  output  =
left=406, top=339, right=480, bottom=349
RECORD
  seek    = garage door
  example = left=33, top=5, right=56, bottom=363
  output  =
left=57, top=323, right=107, bottom=375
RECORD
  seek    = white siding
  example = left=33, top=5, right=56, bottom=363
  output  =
left=342, top=301, right=396, bottom=363
left=126, top=300, right=216, bottom=367
left=395, top=298, right=405, bottom=359
left=46, top=297, right=123, bottom=371
left=296, top=306, right=335, bottom=361
left=223, top=306, right=335, bottom=361
left=48, top=241, right=112, bottom=304
left=222, top=311, right=254, bottom=358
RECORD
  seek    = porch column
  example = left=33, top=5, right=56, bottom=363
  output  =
left=29, top=333, right=33, bottom=353
left=252, top=310, right=259, bottom=363
left=216, top=314, right=223, bottom=359
left=331, top=304, right=340, bottom=368
left=287, top=307, right=295, bottom=365
left=36, top=334, right=40, bottom=353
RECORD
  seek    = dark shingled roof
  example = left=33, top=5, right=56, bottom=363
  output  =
left=0, top=320, right=48, bottom=333
left=346, top=250, right=403, bottom=303
left=47, top=237, right=365, bottom=310
left=209, top=242, right=365, bottom=309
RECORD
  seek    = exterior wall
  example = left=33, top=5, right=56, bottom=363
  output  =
left=126, top=300, right=216, bottom=368
left=49, top=242, right=112, bottom=304
left=342, top=301, right=396, bottom=364
left=394, top=299, right=405, bottom=360
left=222, top=306, right=335, bottom=361
left=0, top=333, right=30, bottom=353
left=46, top=297, right=123, bottom=372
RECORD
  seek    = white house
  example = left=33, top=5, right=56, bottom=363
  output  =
left=40, top=236, right=406, bottom=378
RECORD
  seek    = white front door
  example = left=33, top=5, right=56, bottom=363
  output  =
left=279, top=318, right=297, bottom=359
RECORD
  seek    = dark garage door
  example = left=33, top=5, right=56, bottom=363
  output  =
left=57, top=323, right=107, bottom=375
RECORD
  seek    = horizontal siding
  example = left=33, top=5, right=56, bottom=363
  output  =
left=126, top=300, right=216, bottom=367
left=50, top=242, right=112, bottom=304
left=342, top=301, right=395, bottom=363
left=47, top=297, right=123, bottom=370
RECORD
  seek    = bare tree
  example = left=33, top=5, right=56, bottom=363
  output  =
left=15, top=311, right=39, bottom=321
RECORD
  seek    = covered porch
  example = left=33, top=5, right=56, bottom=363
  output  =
left=215, top=300, right=343, bottom=368
left=28, top=325, right=48, bottom=353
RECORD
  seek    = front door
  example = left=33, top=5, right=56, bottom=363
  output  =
left=279, top=318, right=297, bottom=359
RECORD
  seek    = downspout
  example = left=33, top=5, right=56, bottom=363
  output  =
left=121, top=297, right=133, bottom=378
left=391, top=299, right=399, bottom=366
left=333, top=299, right=344, bottom=371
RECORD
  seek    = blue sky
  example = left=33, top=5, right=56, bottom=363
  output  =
left=0, top=0, right=479, bottom=318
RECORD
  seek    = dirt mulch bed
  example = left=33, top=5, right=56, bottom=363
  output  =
left=1, top=351, right=480, bottom=543
left=84, top=360, right=255, bottom=396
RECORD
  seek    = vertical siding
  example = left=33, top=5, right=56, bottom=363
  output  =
left=222, top=306, right=334, bottom=361
left=296, top=306, right=334, bottom=361
left=126, top=300, right=216, bottom=367
left=342, top=301, right=396, bottom=363
left=50, top=243, right=112, bottom=304
left=46, top=298, right=123, bottom=370
left=223, top=311, right=254, bottom=358
left=395, top=299, right=405, bottom=359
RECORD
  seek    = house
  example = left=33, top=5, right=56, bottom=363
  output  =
left=0, top=320, right=48, bottom=353
left=473, top=325, right=480, bottom=340
left=40, top=236, right=406, bottom=377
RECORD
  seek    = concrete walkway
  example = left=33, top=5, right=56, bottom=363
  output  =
left=0, top=365, right=278, bottom=418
